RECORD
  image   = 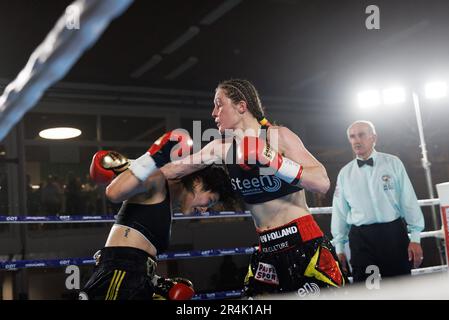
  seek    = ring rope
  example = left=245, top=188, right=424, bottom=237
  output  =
left=1, top=247, right=446, bottom=276
left=0, top=0, right=133, bottom=141
left=0, top=214, right=441, bottom=239
left=0, top=197, right=440, bottom=224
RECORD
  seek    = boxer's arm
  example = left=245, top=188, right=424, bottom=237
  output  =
left=105, top=169, right=160, bottom=203
left=88, top=150, right=148, bottom=203
left=105, top=130, right=191, bottom=202
left=161, top=139, right=229, bottom=179
left=273, top=126, right=330, bottom=194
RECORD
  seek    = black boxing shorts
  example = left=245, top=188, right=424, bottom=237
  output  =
left=243, top=215, right=345, bottom=297
left=79, top=247, right=157, bottom=300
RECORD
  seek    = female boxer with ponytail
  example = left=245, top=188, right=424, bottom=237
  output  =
left=205, top=79, right=345, bottom=296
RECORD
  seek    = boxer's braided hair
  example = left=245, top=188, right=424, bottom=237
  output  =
left=217, top=79, right=271, bottom=127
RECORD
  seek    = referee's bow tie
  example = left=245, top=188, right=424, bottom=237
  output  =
left=357, top=158, right=374, bottom=167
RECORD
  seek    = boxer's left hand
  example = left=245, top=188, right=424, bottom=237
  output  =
left=153, top=276, right=195, bottom=300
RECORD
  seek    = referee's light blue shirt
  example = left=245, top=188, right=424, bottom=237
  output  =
left=331, top=150, right=425, bottom=254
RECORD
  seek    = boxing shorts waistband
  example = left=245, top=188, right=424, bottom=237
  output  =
left=94, top=246, right=157, bottom=278
left=256, top=215, right=324, bottom=254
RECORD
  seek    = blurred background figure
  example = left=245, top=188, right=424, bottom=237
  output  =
left=41, top=175, right=63, bottom=216
left=65, top=171, right=82, bottom=215
left=82, top=173, right=100, bottom=215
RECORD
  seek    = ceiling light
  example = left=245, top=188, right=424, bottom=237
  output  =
left=382, top=87, right=406, bottom=105
left=357, top=90, right=381, bottom=108
left=425, top=81, right=447, bottom=99
left=39, top=127, right=82, bottom=140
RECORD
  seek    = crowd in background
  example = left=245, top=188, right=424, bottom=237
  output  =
left=25, top=173, right=112, bottom=216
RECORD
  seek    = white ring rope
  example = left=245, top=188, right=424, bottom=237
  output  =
left=411, top=265, right=448, bottom=276
left=0, top=0, right=133, bottom=141
left=419, top=229, right=445, bottom=239
left=308, top=198, right=440, bottom=215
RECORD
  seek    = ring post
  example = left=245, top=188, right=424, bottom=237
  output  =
left=436, top=182, right=449, bottom=268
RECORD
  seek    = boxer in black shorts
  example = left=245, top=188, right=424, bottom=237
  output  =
left=80, top=130, right=233, bottom=300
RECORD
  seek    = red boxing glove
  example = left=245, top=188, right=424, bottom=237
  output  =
left=238, top=136, right=303, bottom=185
left=148, top=130, right=193, bottom=167
left=129, top=130, right=193, bottom=182
left=238, top=136, right=281, bottom=169
left=89, top=150, right=130, bottom=185
left=168, top=282, right=195, bottom=300
left=153, top=276, right=195, bottom=300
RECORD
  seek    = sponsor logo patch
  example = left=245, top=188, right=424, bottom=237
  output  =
left=254, top=262, right=279, bottom=285
left=230, top=175, right=282, bottom=195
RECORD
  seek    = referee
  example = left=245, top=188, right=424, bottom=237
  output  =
left=331, top=120, right=425, bottom=282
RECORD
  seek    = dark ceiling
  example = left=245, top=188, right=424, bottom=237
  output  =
left=1, top=0, right=449, bottom=101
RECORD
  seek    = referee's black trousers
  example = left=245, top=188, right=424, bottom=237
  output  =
left=349, top=218, right=412, bottom=282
